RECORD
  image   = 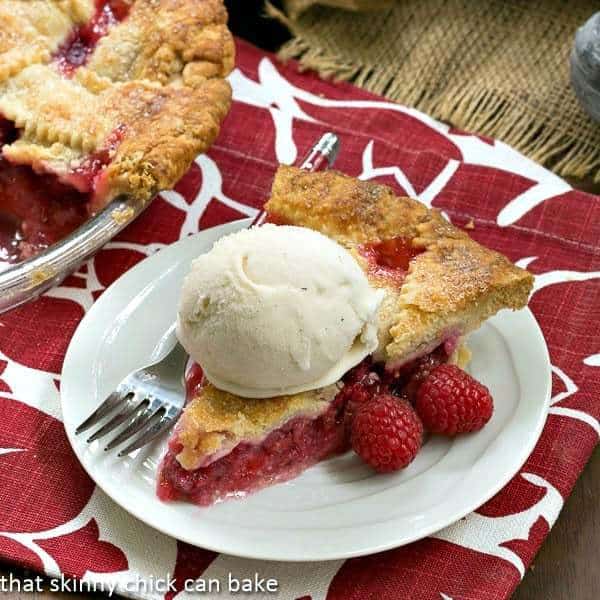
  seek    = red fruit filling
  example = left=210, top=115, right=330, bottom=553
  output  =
left=157, top=336, right=463, bottom=506
left=0, top=119, right=126, bottom=265
left=0, top=2, right=131, bottom=267
left=185, top=362, right=206, bottom=400
left=54, top=0, right=131, bottom=76
left=359, top=237, right=424, bottom=285
left=157, top=391, right=350, bottom=506
left=62, top=124, right=126, bottom=196
left=0, top=158, right=89, bottom=264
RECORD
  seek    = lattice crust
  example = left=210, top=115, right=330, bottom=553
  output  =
left=0, top=65, right=112, bottom=153
left=0, top=0, right=233, bottom=208
left=266, top=166, right=534, bottom=365
left=0, top=64, right=231, bottom=205
left=0, top=0, right=93, bottom=82
left=175, top=383, right=340, bottom=470
left=87, top=0, right=235, bottom=87
left=100, top=77, right=231, bottom=209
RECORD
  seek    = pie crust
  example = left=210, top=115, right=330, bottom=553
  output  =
left=266, top=166, right=533, bottom=368
left=0, top=0, right=233, bottom=224
left=175, top=383, right=341, bottom=471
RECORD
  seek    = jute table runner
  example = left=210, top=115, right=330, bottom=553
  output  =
left=274, top=0, right=600, bottom=182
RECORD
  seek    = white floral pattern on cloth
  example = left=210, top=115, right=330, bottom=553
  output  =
left=0, top=39, right=598, bottom=600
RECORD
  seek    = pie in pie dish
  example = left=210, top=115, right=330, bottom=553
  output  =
left=0, top=0, right=233, bottom=262
left=157, top=166, right=534, bottom=506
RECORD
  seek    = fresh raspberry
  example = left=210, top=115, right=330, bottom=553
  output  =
left=397, top=349, right=446, bottom=403
left=415, top=364, right=493, bottom=435
left=340, top=382, right=375, bottom=435
left=351, top=394, right=423, bottom=472
left=341, top=382, right=372, bottom=409
left=340, top=359, right=385, bottom=433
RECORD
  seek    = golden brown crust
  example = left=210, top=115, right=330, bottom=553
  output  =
left=175, top=382, right=340, bottom=470
left=99, top=77, right=231, bottom=208
left=0, top=0, right=232, bottom=209
left=401, top=234, right=531, bottom=314
left=266, top=165, right=435, bottom=243
left=0, top=1, right=93, bottom=82
left=267, top=166, right=534, bottom=364
left=0, top=65, right=231, bottom=207
left=87, top=0, right=235, bottom=87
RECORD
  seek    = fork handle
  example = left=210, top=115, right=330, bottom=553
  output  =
left=250, top=132, right=340, bottom=227
left=300, top=132, right=340, bottom=171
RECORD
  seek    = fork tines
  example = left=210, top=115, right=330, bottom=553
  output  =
left=77, top=387, right=179, bottom=456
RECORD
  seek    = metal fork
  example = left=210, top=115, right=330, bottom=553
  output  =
left=76, top=339, right=187, bottom=456
left=76, top=132, right=340, bottom=455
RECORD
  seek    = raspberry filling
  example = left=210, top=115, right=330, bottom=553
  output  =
left=157, top=338, right=459, bottom=507
left=54, top=0, right=131, bottom=76
left=0, top=1, right=131, bottom=267
left=0, top=120, right=126, bottom=265
left=60, top=124, right=126, bottom=195
left=185, top=362, right=206, bottom=400
left=0, top=211, right=21, bottom=264
left=157, top=390, right=349, bottom=506
left=359, top=237, right=424, bottom=285
left=0, top=158, right=89, bottom=264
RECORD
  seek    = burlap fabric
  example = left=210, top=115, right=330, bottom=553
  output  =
left=275, top=0, right=600, bottom=182
left=283, top=0, right=393, bottom=18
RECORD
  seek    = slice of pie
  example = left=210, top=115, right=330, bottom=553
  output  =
left=0, top=0, right=233, bottom=262
left=157, top=165, right=534, bottom=506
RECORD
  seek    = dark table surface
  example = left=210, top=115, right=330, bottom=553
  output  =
left=1, top=3, right=597, bottom=599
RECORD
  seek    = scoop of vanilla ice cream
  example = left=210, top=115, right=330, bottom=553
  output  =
left=176, top=224, right=384, bottom=398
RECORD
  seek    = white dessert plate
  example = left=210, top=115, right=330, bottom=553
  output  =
left=61, top=218, right=552, bottom=561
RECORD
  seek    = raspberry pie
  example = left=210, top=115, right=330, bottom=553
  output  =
left=157, top=166, right=534, bottom=506
left=0, top=0, right=233, bottom=262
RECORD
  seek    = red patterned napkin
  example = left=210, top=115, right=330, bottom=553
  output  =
left=0, top=39, right=598, bottom=600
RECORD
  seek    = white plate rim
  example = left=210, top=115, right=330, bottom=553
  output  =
left=61, top=218, right=552, bottom=561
